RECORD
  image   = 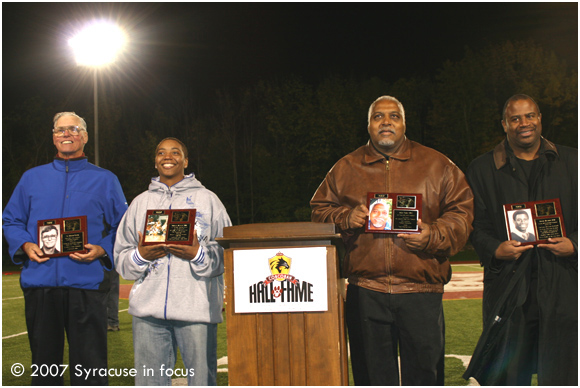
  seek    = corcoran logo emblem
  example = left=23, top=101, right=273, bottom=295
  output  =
left=265, top=252, right=298, bottom=285
left=247, top=251, right=314, bottom=304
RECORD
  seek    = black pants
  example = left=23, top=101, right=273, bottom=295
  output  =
left=346, top=285, right=445, bottom=386
left=23, top=288, right=108, bottom=385
left=500, top=274, right=540, bottom=386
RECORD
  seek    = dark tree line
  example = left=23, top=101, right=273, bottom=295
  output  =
left=3, top=41, right=577, bottom=261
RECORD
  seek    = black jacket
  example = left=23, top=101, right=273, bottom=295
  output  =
left=464, top=138, right=577, bottom=385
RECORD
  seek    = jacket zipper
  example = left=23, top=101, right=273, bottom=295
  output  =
left=57, top=159, right=70, bottom=284
left=61, top=159, right=69, bottom=217
left=164, top=254, right=171, bottom=320
left=385, top=156, right=392, bottom=292
left=163, top=192, right=174, bottom=320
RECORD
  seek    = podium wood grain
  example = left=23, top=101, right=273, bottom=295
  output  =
left=220, top=223, right=348, bottom=386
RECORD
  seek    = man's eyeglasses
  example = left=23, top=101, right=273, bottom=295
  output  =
left=42, top=234, right=58, bottom=240
left=52, top=126, right=84, bottom=137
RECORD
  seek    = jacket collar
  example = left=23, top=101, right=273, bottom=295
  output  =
left=149, top=173, right=204, bottom=192
left=364, top=137, right=411, bottom=164
left=493, top=137, right=559, bottom=170
left=52, top=156, right=89, bottom=172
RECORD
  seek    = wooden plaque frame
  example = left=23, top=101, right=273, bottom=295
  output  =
left=366, top=192, right=423, bottom=234
left=503, top=198, right=566, bottom=245
left=142, top=209, right=196, bottom=246
left=37, top=216, right=88, bottom=257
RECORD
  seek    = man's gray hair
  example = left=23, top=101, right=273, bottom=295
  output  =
left=53, top=112, right=87, bottom=131
left=368, top=95, right=406, bottom=124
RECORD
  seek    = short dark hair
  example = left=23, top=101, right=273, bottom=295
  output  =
left=512, top=209, right=529, bottom=222
left=41, top=225, right=58, bottom=237
left=502, top=94, right=541, bottom=122
left=155, top=137, right=188, bottom=159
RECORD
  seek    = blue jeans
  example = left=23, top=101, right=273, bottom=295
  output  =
left=132, top=316, right=218, bottom=386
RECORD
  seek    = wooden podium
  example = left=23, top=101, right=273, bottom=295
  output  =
left=217, top=222, right=348, bottom=386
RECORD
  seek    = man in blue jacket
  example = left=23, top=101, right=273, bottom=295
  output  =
left=3, top=112, right=128, bottom=385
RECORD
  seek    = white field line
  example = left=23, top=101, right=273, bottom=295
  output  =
left=3, top=331, right=27, bottom=339
left=2, top=308, right=130, bottom=339
left=2, top=296, right=24, bottom=300
left=446, top=354, right=479, bottom=386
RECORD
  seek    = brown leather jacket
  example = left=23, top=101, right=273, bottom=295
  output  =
left=311, top=138, right=474, bottom=294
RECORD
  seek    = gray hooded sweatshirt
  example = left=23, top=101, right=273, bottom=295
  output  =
left=114, top=173, right=231, bottom=323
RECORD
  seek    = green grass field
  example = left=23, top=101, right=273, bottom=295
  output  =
left=2, top=261, right=488, bottom=386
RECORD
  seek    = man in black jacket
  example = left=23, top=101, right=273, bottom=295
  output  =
left=464, top=94, right=577, bottom=385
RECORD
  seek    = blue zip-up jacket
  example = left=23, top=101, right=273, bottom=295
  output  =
left=2, top=157, right=128, bottom=290
left=114, top=173, right=231, bottom=323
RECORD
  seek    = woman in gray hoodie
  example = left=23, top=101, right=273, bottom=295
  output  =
left=114, top=137, right=231, bottom=386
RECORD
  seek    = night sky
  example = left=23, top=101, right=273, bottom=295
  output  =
left=2, top=2, right=578, bottom=112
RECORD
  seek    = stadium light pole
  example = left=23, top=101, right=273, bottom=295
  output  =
left=69, top=22, right=126, bottom=166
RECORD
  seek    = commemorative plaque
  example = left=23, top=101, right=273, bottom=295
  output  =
left=365, top=192, right=423, bottom=234
left=503, top=198, right=566, bottom=245
left=37, top=216, right=88, bottom=257
left=142, top=209, right=196, bottom=246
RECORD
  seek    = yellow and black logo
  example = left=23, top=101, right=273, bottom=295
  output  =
left=265, top=252, right=298, bottom=285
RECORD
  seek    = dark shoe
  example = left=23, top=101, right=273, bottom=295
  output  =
left=108, top=325, right=120, bottom=332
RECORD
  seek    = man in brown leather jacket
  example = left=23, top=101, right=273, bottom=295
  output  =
left=310, top=95, right=473, bottom=385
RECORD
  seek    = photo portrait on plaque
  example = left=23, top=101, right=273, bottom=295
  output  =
left=368, top=197, right=393, bottom=231
left=37, top=216, right=88, bottom=257
left=366, top=192, right=422, bottom=234
left=39, top=224, right=61, bottom=256
left=142, top=209, right=196, bottom=246
left=503, top=198, right=566, bottom=245
left=144, top=214, right=169, bottom=243
left=507, top=209, right=536, bottom=243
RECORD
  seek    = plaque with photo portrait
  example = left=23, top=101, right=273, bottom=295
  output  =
left=37, top=215, right=88, bottom=258
left=366, top=192, right=422, bottom=234
left=503, top=198, right=566, bottom=246
left=142, top=209, right=196, bottom=246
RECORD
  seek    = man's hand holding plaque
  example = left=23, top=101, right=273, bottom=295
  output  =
left=22, top=242, right=50, bottom=263
left=503, top=198, right=567, bottom=246
left=494, top=240, right=534, bottom=261
left=398, top=219, right=431, bottom=251
left=347, top=204, right=369, bottom=229
left=69, top=244, right=106, bottom=263
left=537, top=237, right=576, bottom=257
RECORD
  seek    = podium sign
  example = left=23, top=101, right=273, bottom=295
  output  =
left=233, top=247, right=328, bottom=313
left=218, top=222, right=348, bottom=386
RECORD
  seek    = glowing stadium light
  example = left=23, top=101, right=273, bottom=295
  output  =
left=69, top=21, right=126, bottom=66
left=68, top=21, right=126, bottom=166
